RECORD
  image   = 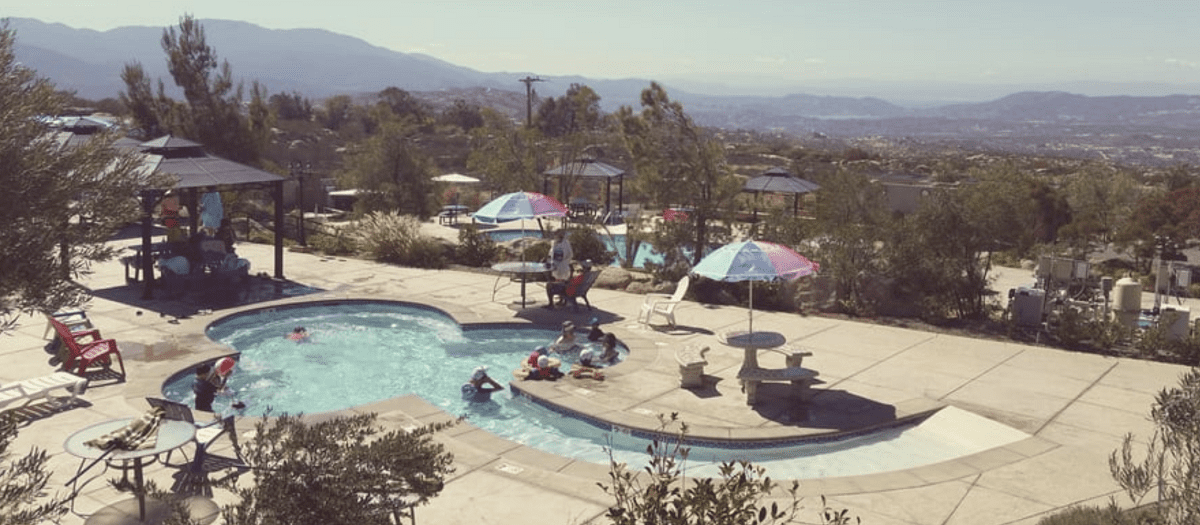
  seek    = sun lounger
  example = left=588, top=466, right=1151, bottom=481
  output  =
left=0, top=371, right=87, bottom=411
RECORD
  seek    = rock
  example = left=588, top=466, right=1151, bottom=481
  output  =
left=624, top=281, right=654, bottom=294
left=596, top=267, right=633, bottom=289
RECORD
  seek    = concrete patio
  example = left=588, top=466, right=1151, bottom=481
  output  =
left=3, top=226, right=1192, bottom=525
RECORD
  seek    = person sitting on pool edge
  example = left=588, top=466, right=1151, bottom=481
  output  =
left=463, top=366, right=505, bottom=402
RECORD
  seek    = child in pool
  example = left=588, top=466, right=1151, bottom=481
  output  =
left=287, top=326, right=309, bottom=342
left=464, top=366, right=505, bottom=402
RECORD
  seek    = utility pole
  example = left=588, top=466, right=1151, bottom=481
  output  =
left=518, top=76, right=543, bottom=127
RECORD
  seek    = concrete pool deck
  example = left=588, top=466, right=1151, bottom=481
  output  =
left=5, top=233, right=1193, bottom=525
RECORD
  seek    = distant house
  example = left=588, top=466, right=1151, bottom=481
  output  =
left=872, top=173, right=962, bottom=215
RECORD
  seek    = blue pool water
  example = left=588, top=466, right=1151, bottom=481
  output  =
left=164, top=301, right=1029, bottom=478
left=483, top=230, right=666, bottom=268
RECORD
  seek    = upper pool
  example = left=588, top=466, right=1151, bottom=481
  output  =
left=163, top=301, right=1030, bottom=479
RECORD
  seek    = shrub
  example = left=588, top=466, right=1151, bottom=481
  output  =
left=353, top=211, right=446, bottom=268
left=1110, top=367, right=1200, bottom=525
left=566, top=227, right=616, bottom=267
left=1035, top=504, right=1128, bottom=525
left=308, top=230, right=358, bottom=256
left=455, top=224, right=498, bottom=267
left=600, top=413, right=858, bottom=525
left=0, top=414, right=67, bottom=524
left=221, top=412, right=457, bottom=525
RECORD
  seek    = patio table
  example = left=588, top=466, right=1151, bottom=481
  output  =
left=64, top=418, right=196, bottom=523
left=492, top=261, right=551, bottom=308
left=718, top=330, right=786, bottom=369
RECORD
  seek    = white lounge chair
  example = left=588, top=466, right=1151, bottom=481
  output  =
left=639, top=275, right=690, bottom=328
left=0, top=371, right=87, bottom=411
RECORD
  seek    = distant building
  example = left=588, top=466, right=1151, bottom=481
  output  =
left=872, top=172, right=962, bottom=215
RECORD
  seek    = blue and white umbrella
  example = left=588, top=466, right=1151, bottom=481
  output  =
left=691, top=240, right=819, bottom=334
left=472, top=191, right=568, bottom=224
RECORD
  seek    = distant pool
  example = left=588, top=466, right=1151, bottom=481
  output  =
left=482, top=230, right=667, bottom=268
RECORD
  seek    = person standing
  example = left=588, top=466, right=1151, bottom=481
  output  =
left=544, top=229, right=574, bottom=309
left=199, top=188, right=223, bottom=234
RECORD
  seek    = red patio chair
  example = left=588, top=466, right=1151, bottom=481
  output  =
left=49, top=318, right=126, bottom=380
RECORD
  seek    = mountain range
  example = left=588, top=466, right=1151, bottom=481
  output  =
left=8, top=17, right=1200, bottom=139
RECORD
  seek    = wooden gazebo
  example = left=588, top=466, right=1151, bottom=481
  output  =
left=125, top=135, right=288, bottom=299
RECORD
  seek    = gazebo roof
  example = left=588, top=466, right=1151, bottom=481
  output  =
left=543, top=159, right=626, bottom=178
left=128, top=135, right=286, bottom=190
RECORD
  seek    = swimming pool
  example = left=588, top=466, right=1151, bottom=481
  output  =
left=164, top=301, right=1029, bottom=479
left=482, top=230, right=666, bottom=268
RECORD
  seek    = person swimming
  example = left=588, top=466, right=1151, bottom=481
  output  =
left=287, top=326, right=309, bottom=342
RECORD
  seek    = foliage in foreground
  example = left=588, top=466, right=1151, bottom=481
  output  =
left=222, top=412, right=457, bottom=525
left=1035, top=502, right=1156, bottom=525
left=353, top=210, right=447, bottom=268
left=0, top=414, right=67, bottom=524
left=599, top=414, right=858, bottom=525
left=1110, top=367, right=1200, bottom=525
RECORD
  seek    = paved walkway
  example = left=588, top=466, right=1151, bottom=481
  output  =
left=5, top=229, right=1192, bottom=525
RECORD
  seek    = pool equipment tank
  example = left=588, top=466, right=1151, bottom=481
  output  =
left=1011, top=287, right=1045, bottom=327
left=1160, top=306, right=1191, bottom=341
left=1113, top=277, right=1142, bottom=329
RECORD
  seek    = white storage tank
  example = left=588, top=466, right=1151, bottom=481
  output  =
left=1113, top=277, right=1142, bottom=329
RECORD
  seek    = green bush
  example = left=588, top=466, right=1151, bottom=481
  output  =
left=308, top=230, right=358, bottom=256
left=1035, top=504, right=1130, bottom=525
left=566, top=227, right=616, bottom=267
left=455, top=224, right=498, bottom=267
left=353, top=211, right=446, bottom=269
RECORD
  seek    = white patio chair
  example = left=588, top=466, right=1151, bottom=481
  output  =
left=639, top=275, right=690, bottom=328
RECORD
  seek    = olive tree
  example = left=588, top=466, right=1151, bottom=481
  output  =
left=0, top=24, right=160, bottom=334
left=1110, top=368, right=1200, bottom=525
left=222, top=413, right=457, bottom=525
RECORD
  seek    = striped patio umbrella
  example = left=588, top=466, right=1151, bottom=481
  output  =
left=691, top=240, right=819, bottom=334
left=472, top=191, right=568, bottom=224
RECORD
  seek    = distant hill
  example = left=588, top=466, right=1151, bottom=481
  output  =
left=7, top=17, right=1200, bottom=139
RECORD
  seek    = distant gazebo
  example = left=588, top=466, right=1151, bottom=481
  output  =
left=542, top=159, right=627, bottom=215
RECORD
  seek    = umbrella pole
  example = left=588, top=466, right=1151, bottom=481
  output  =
left=748, top=280, right=754, bottom=335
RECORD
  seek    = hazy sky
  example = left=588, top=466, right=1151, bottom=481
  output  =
left=8, top=0, right=1200, bottom=88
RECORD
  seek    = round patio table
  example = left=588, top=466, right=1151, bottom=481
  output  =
left=491, top=261, right=551, bottom=308
left=719, top=330, right=786, bottom=369
left=64, top=418, right=196, bottom=523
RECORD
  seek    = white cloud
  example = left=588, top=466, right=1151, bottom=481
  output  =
left=754, top=56, right=788, bottom=65
left=804, top=58, right=825, bottom=64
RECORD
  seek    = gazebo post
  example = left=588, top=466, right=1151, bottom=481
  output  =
left=618, top=176, right=624, bottom=213
left=139, top=190, right=158, bottom=300
left=604, top=178, right=612, bottom=214
left=273, top=181, right=285, bottom=279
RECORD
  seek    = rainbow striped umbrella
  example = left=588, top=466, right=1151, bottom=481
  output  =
left=473, top=191, right=568, bottom=224
left=691, top=240, right=819, bottom=334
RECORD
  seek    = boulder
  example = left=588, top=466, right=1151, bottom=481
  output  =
left=596, top=267, right=633, bottom=289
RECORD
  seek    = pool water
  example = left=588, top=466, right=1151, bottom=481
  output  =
left=164, top=301, right=1029, bottom=479
left=482, top=230, right=667, bottom=268
left=165, top=302, right=623, bottom=416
